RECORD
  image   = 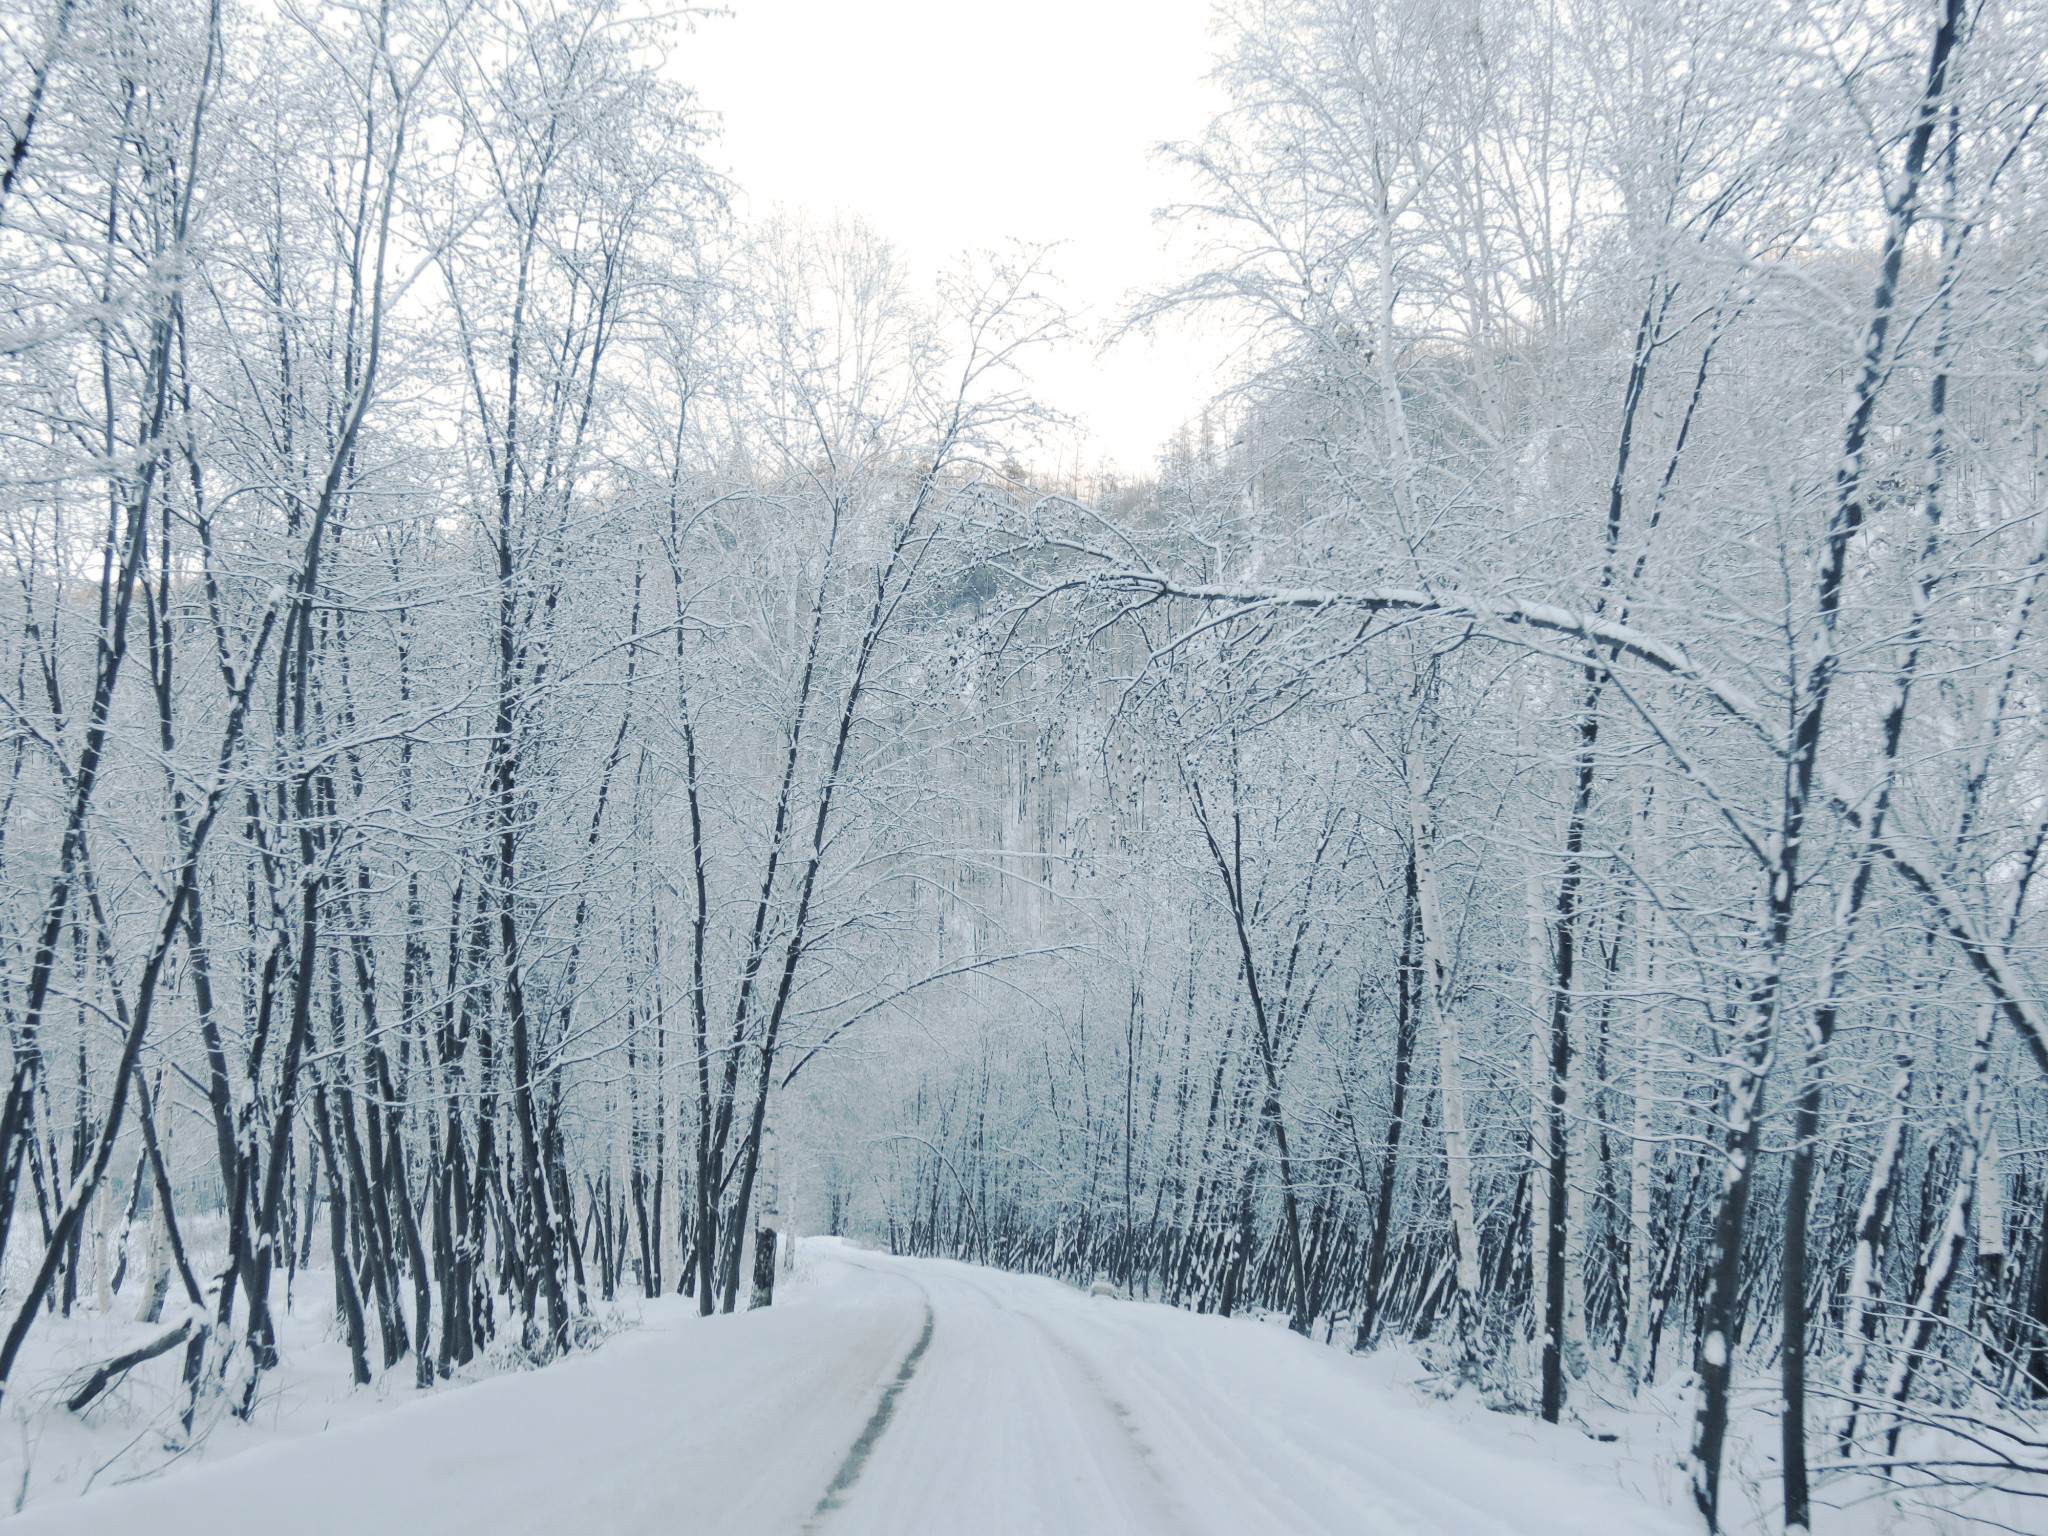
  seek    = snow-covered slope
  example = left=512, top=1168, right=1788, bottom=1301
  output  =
left=9, top=1239, right=1695, bottom=1535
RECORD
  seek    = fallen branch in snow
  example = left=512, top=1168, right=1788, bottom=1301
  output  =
left=65, top=1319, right=194, bottom=1414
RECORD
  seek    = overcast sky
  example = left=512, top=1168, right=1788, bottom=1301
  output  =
left=679, top=0, right=1232, bottom=476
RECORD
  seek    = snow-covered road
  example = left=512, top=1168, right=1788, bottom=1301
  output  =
left=10, top=1240, right=1696, bottom=1535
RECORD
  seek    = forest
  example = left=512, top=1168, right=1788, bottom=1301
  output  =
left=0, top=0, right=2043, bottom=1530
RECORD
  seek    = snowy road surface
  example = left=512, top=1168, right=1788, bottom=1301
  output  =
left=11, top=1240, right=1694, bottom=1535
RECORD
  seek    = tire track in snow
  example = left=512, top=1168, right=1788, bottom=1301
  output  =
left=931, top=1266, right=1190, bottom=1530
left=803, top=1291, right=935, bottom=1531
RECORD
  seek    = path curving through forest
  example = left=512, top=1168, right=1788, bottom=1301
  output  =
left=9, top=1241, right=1692, bottom=1536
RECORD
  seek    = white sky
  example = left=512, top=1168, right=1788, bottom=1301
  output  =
left=677, top=0, right=1233, bottom=477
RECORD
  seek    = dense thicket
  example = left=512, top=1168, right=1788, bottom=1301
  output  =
left=0, top=0, right=2043, bottom=1530
left=857, top=1, right=2048, bottom=1529
left=0, top=0, right=1053, bottom=1410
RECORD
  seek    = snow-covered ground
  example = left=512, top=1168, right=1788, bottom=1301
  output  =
left=0, top=1238, right=1688, bottom=1535
left=0, top=1240, right=2025, bottom=1533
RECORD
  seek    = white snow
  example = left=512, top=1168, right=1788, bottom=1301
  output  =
left=4, top=1239, right=1698, bottom=1536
